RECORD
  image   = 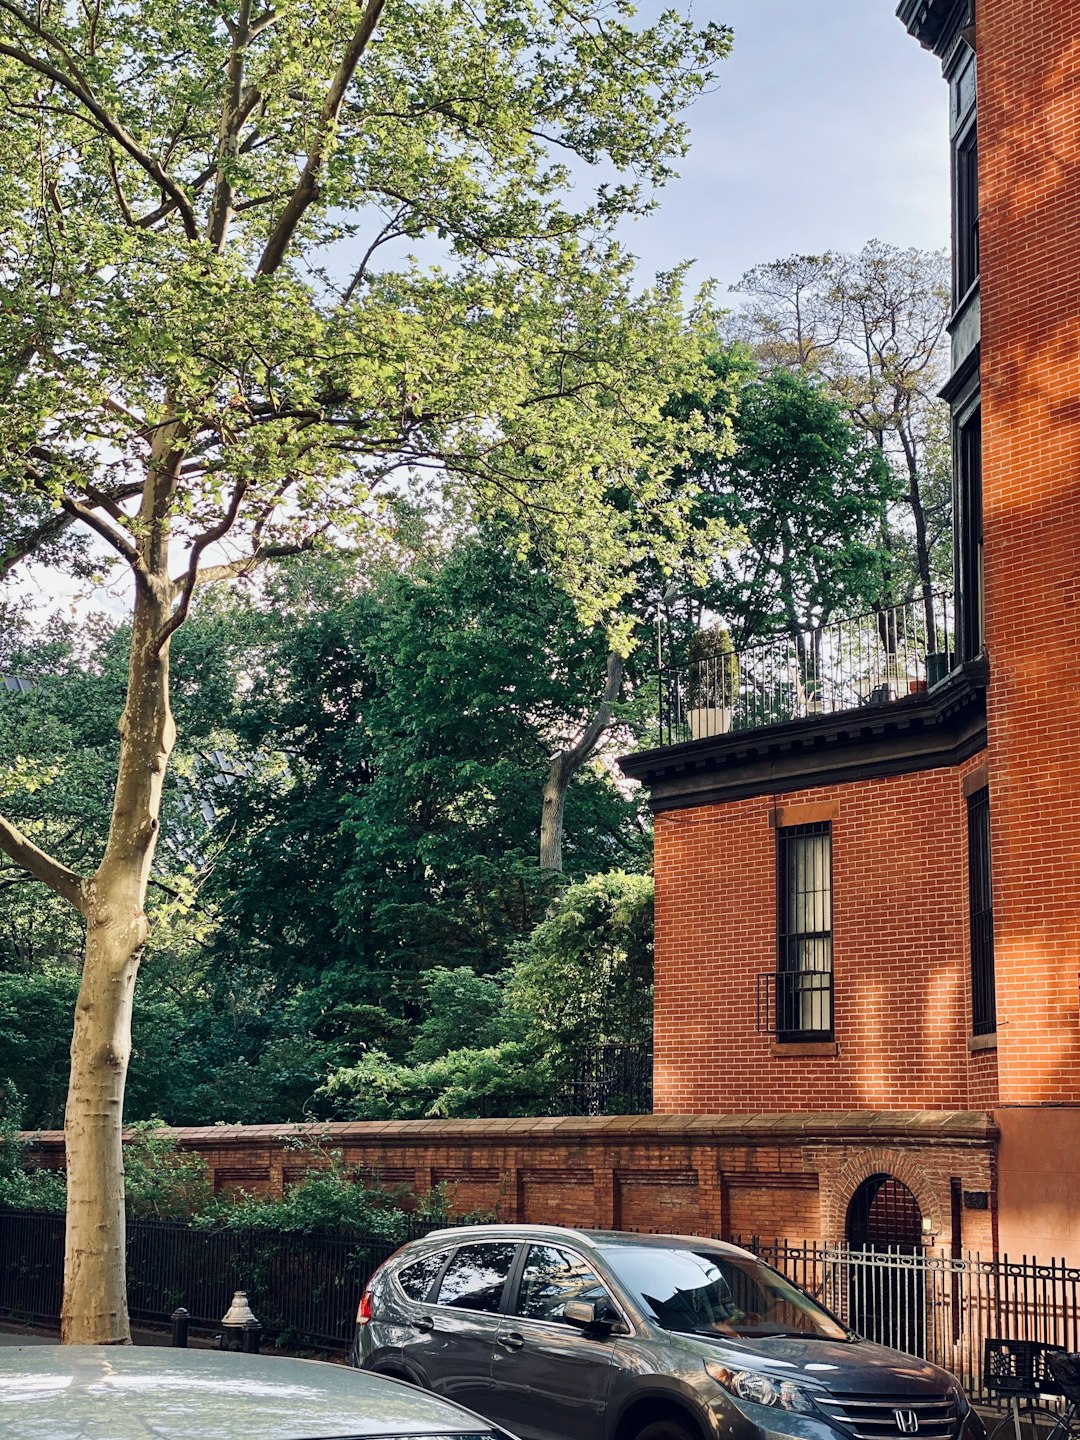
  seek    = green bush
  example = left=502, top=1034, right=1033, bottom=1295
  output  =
left=507, top=870, right=653, bottom=1056
left=123, top=1122, right=214, bottom=1220
left=0, top=1083, right=66, bottom=1212
left=199, top=1134, right=454, bottom=1238
left=321, top=1040, right=552, bottom=1121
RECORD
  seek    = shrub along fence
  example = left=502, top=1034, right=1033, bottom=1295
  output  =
left=0, top=1208, right=439, bottom=1349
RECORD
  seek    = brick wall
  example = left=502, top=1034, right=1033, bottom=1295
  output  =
left=653, top=755, right=994, bottom=1115
left=978, top=0, right=1080, bottom=1105
left=26, top=1112, right=997, bottom=1254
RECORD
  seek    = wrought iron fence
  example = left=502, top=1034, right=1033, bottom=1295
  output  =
left=660, top=592, right=956, bottom=745
left=743, top=1238, right=1080, bottom=1403
left=0, top=1208, right=439, bottom=1348
left=560, top=1043, right=653, bottom=1116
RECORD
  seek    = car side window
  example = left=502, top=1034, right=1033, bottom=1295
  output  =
left=435, top=1243, right=518, bottom=1313
left=514, top=1244, right=616, bottom=1324
left=397, top=1251, right=451, bottom=1302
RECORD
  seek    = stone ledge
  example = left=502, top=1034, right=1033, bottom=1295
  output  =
left=22, top=1110, right=1000, bottom=1155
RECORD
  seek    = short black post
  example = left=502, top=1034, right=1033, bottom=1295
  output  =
left=170, top=1307, right=190, bottom=1348
left=241, top=1316, right=263, bottom=1354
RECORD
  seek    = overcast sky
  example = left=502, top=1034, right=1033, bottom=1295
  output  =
left=619, top=0, right=950, bottom=296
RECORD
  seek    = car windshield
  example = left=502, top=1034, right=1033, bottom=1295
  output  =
left=599, top=1246, right=850, bottom=1341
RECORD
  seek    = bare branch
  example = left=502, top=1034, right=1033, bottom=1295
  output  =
left=0, top=812, right=87, bottom=913
left=258, top=0, right=387, bottom=274
left=105, top=146, right=135, bottom=226
left=342, top=205, right=408, bottom=303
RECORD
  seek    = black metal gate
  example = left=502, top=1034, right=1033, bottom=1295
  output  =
left=846, top=1174, right=925, bottom=1353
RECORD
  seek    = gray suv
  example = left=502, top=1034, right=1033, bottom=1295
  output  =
left=353, top=1225, right=982, bottom=1440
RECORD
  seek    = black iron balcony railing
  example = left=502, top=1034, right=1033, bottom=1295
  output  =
left=659, top=592, right=955, bottom=746
left=756, top=968, right=834, bottom=1041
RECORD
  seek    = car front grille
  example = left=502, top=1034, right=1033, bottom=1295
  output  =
left=813, top=1391, right=959, bottom=1440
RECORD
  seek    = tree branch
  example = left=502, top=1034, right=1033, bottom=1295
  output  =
left=0, top=813, right=87, bottom=912
left=0, top=39, right=199, bottom=239
left=155, top=479, right=249, bottom=651
left=58, top=493, right=142, bottom=571
left=257, top=0, right=387, bottom=274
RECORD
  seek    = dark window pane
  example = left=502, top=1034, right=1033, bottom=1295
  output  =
left=397, top=1251, right=450, bottom=1302
left=436, top=1243, right=518, bottom=1313
left=515, top=1245, right=614, bottom=1323
left=956, top=126, right=979, bottom=298
left=968, top=787, right=996, bottom=1035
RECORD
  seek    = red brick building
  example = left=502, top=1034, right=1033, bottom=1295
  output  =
left=621, top=0, right=1080, bottom=1264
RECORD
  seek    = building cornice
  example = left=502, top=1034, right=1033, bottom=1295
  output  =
left=897, top=0, right=969, bottom=59
left=619, top=661, right=988, bottom=814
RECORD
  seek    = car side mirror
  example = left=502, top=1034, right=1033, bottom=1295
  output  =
left=564, top=1300, right=614, bottom=1335
left=564, top=1300, right=596, bottom=1329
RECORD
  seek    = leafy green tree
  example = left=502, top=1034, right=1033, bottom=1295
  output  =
left=508, top=870, right=654, bottom=1055
left=0, top=0, right=729, bottom=1340
left=730, top=242, right=952, bottom=627
left=207, top=541, right=650, bottom=1022
left=707, top=366, right=897, bottom=643
left=407, top=968, right=516, bottom=1065
left=322, top=870, right=653, bottom=1120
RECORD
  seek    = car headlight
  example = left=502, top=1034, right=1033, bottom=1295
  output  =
left=705, top=1359, right=816, bottom=1414
left=950, top=1385, right=972, bottom=1417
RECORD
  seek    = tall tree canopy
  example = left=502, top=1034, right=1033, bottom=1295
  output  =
left=729, top=242, right=953, bottom=624
left=0, top=0, right=730, bottom=1341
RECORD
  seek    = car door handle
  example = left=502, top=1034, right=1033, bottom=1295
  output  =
left=496, top=1332, right=524, bottom=1351
left=413, top=1315, right=435, bottom=1333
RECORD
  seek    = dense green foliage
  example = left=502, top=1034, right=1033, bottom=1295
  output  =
left=324, top=871, right=653, bottom=1120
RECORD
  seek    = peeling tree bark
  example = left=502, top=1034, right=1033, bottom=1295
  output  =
left=540, top=651, right=625, bottom=873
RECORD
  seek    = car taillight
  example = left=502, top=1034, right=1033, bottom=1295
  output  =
left=356, top=1287, right=374, bottom=1326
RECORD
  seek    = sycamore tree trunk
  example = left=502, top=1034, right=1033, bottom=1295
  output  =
left=540, top=651, right=624, bottom=872
left=62, top=576, right=176, bottom=1342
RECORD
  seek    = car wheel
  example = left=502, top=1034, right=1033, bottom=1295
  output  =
left=634, top=1417, right=699, bottom=1440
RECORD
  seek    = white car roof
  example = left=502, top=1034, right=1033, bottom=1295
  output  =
left=0, top=1345, right=501, bottom=1440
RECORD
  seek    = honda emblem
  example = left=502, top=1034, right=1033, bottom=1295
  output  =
left=895, top=1412, right=920, bottom=1435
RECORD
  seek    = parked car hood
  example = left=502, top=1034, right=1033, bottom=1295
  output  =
left=684, top=1333, right=958, bottom=1395
left=0, top=1345, right=501, bottom=1440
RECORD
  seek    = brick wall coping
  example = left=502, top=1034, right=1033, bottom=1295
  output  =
left=22, top=1110, right=999, bottom=1152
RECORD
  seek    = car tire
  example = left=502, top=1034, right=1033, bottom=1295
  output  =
left=634, top=1417, right=700, bottom=1440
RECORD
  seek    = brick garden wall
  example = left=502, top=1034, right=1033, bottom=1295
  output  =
left=978, top=0, right=1080, bottom=1106
left=653, top=755, right=995, bottom=1117
left=29, top=1112, right=998, bottom=1255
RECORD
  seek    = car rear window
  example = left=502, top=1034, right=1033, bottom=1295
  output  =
left=435, top=1243, right=518, bottom=1313
left=397, top=1251, right=451, bottom=1302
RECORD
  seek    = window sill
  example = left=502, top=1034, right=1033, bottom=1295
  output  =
left=771, top=1041, right=839, bottom=1058
left=968, top=1032, right=997, bottom=1052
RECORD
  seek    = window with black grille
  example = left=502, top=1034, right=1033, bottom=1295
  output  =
left=955, top=405, right=984, bottom=661
left=776, top=822, right=833, bottom=1042
left=950, top=45, right=978, bottom=304
left=967, top=786, right=996, bottom=1036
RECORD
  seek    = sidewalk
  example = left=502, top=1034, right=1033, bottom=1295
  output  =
left=0, top=1319, right=211, bottom=1348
